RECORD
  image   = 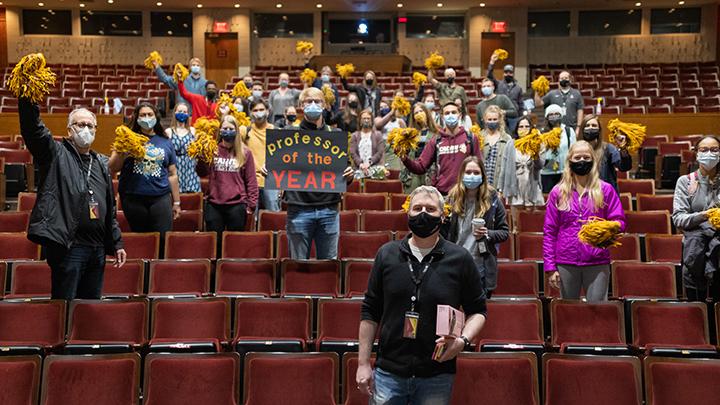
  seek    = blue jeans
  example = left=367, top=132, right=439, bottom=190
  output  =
left=286, top=205, right=339, bottom=259
left=260, top=188, right=281, bottom=212
left=45, top=244, right=106, bottom=300
left=371, top=368, right=455, bottom=405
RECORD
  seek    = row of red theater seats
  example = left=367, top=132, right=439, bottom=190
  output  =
left=534, top=73, right=720, bottom=84
left=584, top=95, right=720, bottom=109
left=531, top=63, right=720, bottom=74
left=0, top=297, right=718, bottom=355
left=6, top=350, right=718, bottom=405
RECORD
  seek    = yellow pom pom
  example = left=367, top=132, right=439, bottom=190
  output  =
left=189, top=118, right=220, bottom=164
left=336, top=63, right=355, bottom=79
left=5, top=53, right=57, bottom=104
left=300, top=68, right=317, bottom=86
left=514, top=128, right=543, bottom=159
left=401, top=194, right=450, bottom=217
left=173, top=63, right=189, bottom=83
left=540, top=127, right=563, bottom=151
left=391, top=95, right=411, bottom=117
left=578, top=217, right=623, bottom=249
left=144, top=51, right=163, bottom=70
left=295, top=41, right=314, bottom=54
left=607, top=119, right=646, bottom=153
left=424, top=52, right=445, bottom=70
left=387, top=127, right=420, bottom=158
left=193, top=117, right=220, bottom=135
left=493, top=49, right=509, bottom=60
left=231, top=81, right=251, bottom=99
left=112, top=125, right=149, bottom=160
left=214, top=93, right=235, bottom=118
left=531, top=75, right=550, bottom=97
left=470, top=124, right=485, bottom=148
left=234, top=111, right=251, bottom=127
left=322, top=84, right=336, bottom=107
left=706, top=208, right=720, bottom=229
left=402, top=195, right=411, bottom=212
left=412, top=72, right=427, bottom=89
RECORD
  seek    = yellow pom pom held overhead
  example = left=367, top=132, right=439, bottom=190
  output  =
left=193, top=116, right=220, bottom=135
left=300, top=68, right=318, bottom=86
left=470, top=124, right=485, bottom=149
left=295, top=41, right=314, bottom=54
left=322, top=84, right=336, bottom=107
left=144, top=51, right=163, bottom=70
left=531, top=75, right=550, bottom=97
left=578, top=216, right=623, bottom=249
left=111, top=125, right=149, bottom=161
left=173, top=63, right=189, bottom=83
left=706, top=208, right=720, bottom=229
left=493, top=49, right=509, bottom=60
left=6, top=53, right=57, bottom=104
left=424, top=52, right=445, bottom=70
left=335, top=63, right=355, bottom=79
left=514, top=128, right=543, bottom=159
left=540, top=127, right=563, bottom=151
left=387, top=127, right=420, bottom=158
left=412, top=72, right=428, bottom=89
left=231, top=81, right=251, bottom=99
left=607, top=118, right=646, bottom=154
left=391, top=95, right=411, bottom=117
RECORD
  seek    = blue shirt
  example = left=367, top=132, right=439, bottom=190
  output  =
left=119, top=134, right=177, bottom=197
left=155, top=67, right=207, bottom=114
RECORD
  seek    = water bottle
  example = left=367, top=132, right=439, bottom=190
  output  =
left=596, top=97, right=602, bottom=116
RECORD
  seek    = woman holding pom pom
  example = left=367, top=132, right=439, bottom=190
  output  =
left=349, top=109, right=385, bottom=179
left=577, top=114, right=631, bottom=193
left=479, top=105, right=518, bottom=200
left=543, top=141, right=626, bottom=302
left=340, top=70, right=382, bottom=116
left=672, top=135, right=720, bottom=302
left=511, top=116, right=544, bottom=208
left=399, top=102, right=439, bottom=193
left=165, top=102, right=201, bottom=193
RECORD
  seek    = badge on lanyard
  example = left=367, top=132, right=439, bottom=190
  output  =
left=403, top=311, right=420, bottom=339
left=403, top=256, right=433, bottom=340
left=89, top=191, right=99, bottom=220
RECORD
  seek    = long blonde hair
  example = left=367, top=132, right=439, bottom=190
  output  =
left=448, top=156, right=493, bottom=217
left=221, top=115, right=247, bottom=168
left=578, top=114, right=605, bottom=163
left=555, top=140, right=604, bottom=211
left=483, top=105, right=507, bottom=134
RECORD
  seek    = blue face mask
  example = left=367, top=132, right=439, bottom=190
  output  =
left=481, top=87, right=494, bottom=97
left=190, top=65, right=201, bottom=74
left=444, top=113, right=459, bottom=128
left=279, top=80, right=289, bottom=87
left=380, top=107, right=391, bottom=116
left=304, top=102, right=324, bottom=121
left=138, top=117, right=156, bottom=130
left=321, top=74, right=330, bottom=83
left=220, top=130, right=237, bottom=143
left=424, top=101, right=435, bottom=110
left=463, top=174, right=483, bottom=189
left=174, top=112, right=189, bottom=123
left=486, top=121, right=500, bottom=131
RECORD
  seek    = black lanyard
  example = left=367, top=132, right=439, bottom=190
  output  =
left=407, top=256, right=433, bottom=312
left=84, top=155, right=94, bottom=198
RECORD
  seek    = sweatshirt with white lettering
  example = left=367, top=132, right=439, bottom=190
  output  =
left=197, top=144, right=259, bottom=209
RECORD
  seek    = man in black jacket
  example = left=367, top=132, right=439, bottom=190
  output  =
left=357, top=185, right=487, bottom=404
left=19, top=98, right=126, bottom=300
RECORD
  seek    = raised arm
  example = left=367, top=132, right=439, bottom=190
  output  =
left=154, top=61, right=178, bottom=91
left=18, top=98, right=56, bottom=164
left=428, top=69, right=440, bottom=87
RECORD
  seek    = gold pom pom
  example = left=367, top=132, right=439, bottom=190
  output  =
left=706, top=208, right=720, bottom=229
left=391, top=95, right=411, bottom=117
left=387, top=127, right=420, bottom=158
left=578, top=216, right=623, bottom=249
left=193, top=117, right=220, bottom=135
left=607, top=119, right=646, bottom=153
left=514, top=128, right=543, bottom=159
left=300, top=68, right=318, bottom=86
left=187, top=129, right=218, bottom=164
left=173, top=63, right=189, bottom=83
left=531, top=75, right=550, bottom=97
left=424, top=52, right=445, bottom=70
left=470, top=124, right=484, bottom=149
left=112, top=125, right=149, bottom=160
left=493, top=49, right=509, bottom=60
left=322, top=84, right=335, bottom=107
left=144, top=51, right=163, bottom=70
left=5, top=53, right=57, bottom=104
left=214, top=93, right=234, bottom=118
left=295, top=41, right=314, bottom=54
left=234, top=111, right=251, bottom=127
left=540, top=127, right=563, bottom=151
left=412, top=72, right=427, bottom=89
left=336, top=63, right=355, bottom=79
left=231, top=81, right=251, bottom=99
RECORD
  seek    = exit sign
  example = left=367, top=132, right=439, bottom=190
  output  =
left=491, top=21, right=507, bottom=32
left=213, top=22, right=229, bottom=33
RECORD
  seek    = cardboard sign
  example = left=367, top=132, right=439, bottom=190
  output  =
left=265, top=129, right=348, bottom=193
left=436, top=305, right=465, bottom=338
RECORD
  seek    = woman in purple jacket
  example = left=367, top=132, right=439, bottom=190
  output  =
left=543, top=140, right=626, bottom=302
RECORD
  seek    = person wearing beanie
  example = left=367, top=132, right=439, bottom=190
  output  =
left=540, top=104, right=576, bottom=193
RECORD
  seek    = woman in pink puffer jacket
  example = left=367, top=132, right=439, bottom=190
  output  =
left=543, top=140, right=626, bottom=302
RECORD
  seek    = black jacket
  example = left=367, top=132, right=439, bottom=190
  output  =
left=340, top=78, right=383, bottom=117
left=18, top=98, right=123, bottom=255
left=361, top=235, right=486, bottom=378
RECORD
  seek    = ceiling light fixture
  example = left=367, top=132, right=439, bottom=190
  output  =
left=107, top=0, right=114, bottom=3
left=316, top=3, right=322, bottom=8
left=234, top=3, right=240, bottom=7
left=197, top=4, right=203, bottom=8
left=480, top=2, right=485, bottom=6
left=38, top=2, right=45, bottom=6
left=276, top=3, right=282, bottom=7
left=635, top=2, right=641, bottom=6
left=79, top=3, right=85, bottom=7
left=437, top=2, right=443, bottom=7
left=397, top=3, right=403, bottom=7
left=156, top=1, right=163, bottom=5
left=678, top=0, right=685, bottom=4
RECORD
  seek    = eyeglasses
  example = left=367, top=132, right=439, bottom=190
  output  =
left=71, top=122, right=96, bottom=129
left=697, top=147, right=720, bottom=153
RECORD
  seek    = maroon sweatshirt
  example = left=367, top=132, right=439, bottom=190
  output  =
left=402, top=127, right=483, bottom=194
left=197, top=144, right=259, bottom=209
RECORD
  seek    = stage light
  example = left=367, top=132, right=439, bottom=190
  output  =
left=234, top=3, right=240, bottom=7
left=635, top=2, right=641, bottom=6
left=197, top=4, right=203, bottom=8
left=107, top=0, right=114, bottom=3
left=79, top=3, right=85, bottom=7
left=358, top=22, right=368, bottom=35
left=156, top=2, right=163, bottom=5
left=276, top=3, right=283, bottom=8
left=38, top=2, right=45, bottom=6
left=437, top=3, right=443, bottom=7
left=678, top=0, right=685, bottom=4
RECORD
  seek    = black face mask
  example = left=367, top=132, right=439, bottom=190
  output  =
left=583, top=128, right=600, bottom=141
left=206, top=90, right=217, bottom=100
left=286, top=114, right=297, bottom=123
left=504, top=75, right=514, bottom=83
left=569, top=160, right=593, bottom=176
left=348, top=101, right=359, bottom=109
left=548, top=117, right=562, bottom=128
left=365, top=79, right=374, bottom=86
left=447, top=77, right=455, bottom=84
left=560, top=79, right=570, bottom=88
left=408, top=212, right=442, bottom=238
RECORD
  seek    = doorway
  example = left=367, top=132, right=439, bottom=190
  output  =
left=480, top=32, right=515, bottom=79
left=204, top=32, right=239, bottom=89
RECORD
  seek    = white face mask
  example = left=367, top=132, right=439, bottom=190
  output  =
left=234, top=103, right=244, bottom=112
left=697, top=151, right=720, bottom=170
left=72, top=126, right=95, bottom=148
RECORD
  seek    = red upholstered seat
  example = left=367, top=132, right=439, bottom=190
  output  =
left=234, top=298, right=312, bottom=350
left=636, top=193, right=673, bottom=212
left=7, top=261, right=51, bottom=299
left=618, top=179, right=655, bottom=196
left=243, top=352, right=338, bottom=405
left=0, top=262, right=5, bottom=299
left=221, top=231, right=274, bottom=259
left=624, top=211, right=671, bottom=234
left=363, top=179, right=402, bottom=194
left=0, top=233, right=40, bottom=260
left=609, top=234, right=641, bottom=261
left=149, top=297, right=231, bottom=350
left=40, top=353, right=140, bottom=405
left=67, top=299, right=149, bottom=347
left=451, top=352, right=539, bottom=405
left=631, top=301, right=713, bottom=352
left=550, top=300, right=626, bottom=351
left=148, top=259, right=211, bottom=297
left=497, top=234, right=515, bottom=260
left=258, top=210, right=287, bottom=231
left=644, top=357, right=720, bottom=405
left=476, top=299, right=544, bottom=347
left=171, top=210, right=203, bottom=232
left=17, top=192, right=37, bottom=211
left=0, top=355, right=41, bottom=405
left=388, top=193, right=408, bottom=210
left=316, top=298, right=363, bottom=350
left=494, top=261, right=539, bottom=297
left=0, top=211, right=29, bottom=232
left=102, top=259, right=145, bottom=297
left=611, top=262, right=676, bottom=299
left=215, top=259, right=276, bottom=297
left=343, top=192, right=387, bottom=211
left=360, top=210, right=408, bottom=232
left=343, top=259, right=373, bottom=297
left=543, top=354, right=642, bottom=405
left=121, top=232, right=160, bottom=260
left=164, top=232, right=216, bottom=259
left=281, top=259, right=341, bottom=298
left=143, top=353, right=240, bottom=405
left=342, top=353, right=375, bottom=405
left=340, top=210, right=360, bottom=231
left=0, top=300, right=66, bottom=348
left=644, top=234, right=682, bottom=264
left=179, top=192, right=203, bottom=210
left=338, top=231, right=392, bottom=259
left=515, top=209, right=545, bottom=233
left=516, top=233, right=544, bottom=260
